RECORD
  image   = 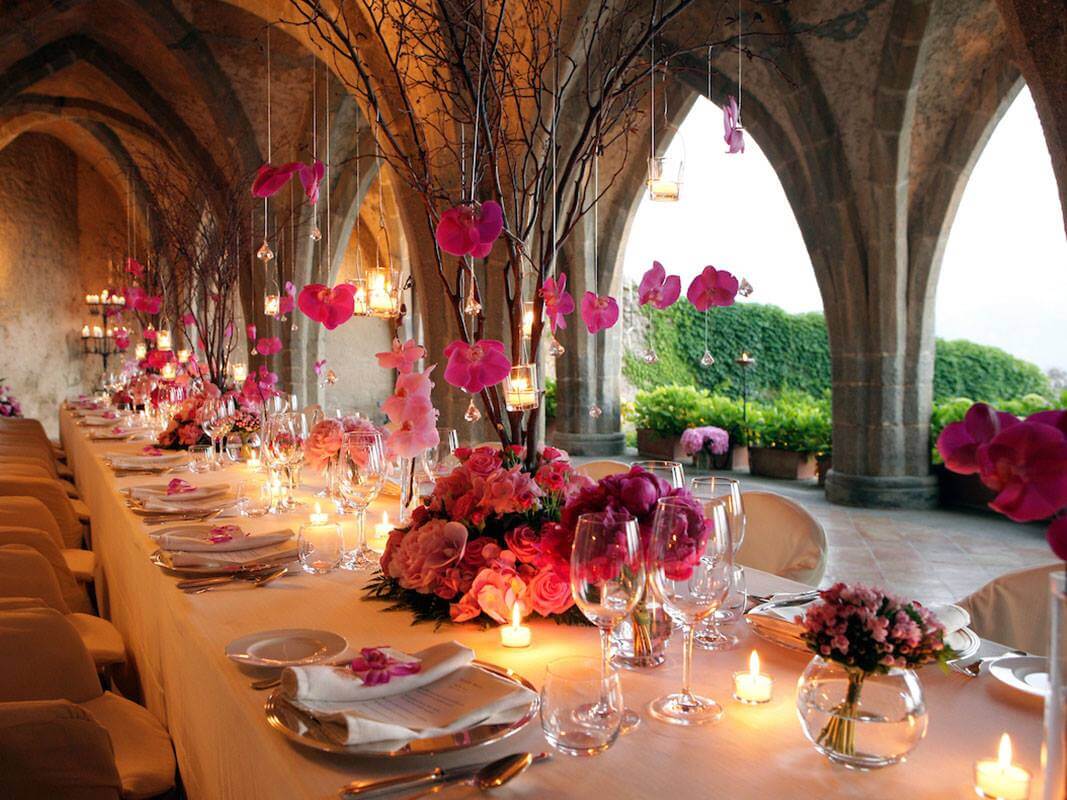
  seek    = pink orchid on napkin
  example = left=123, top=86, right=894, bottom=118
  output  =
left=165, top=478, right=197, bottom=496
left=208, top=525, right=243, bottom=544
left=141, top=446, right=164, bottom=456
left=348, top=648, right=422, bottom=686
left=111, top=426, right=125, bottom=434
left=103, top=411, right=118, bottom=420
left=540, top=274, right=575, bottom=333
left=435, top=201, right=504, bottom=258
left=443, top=339, right=511, bottom=394
left=376, top=338, right=424, bottom=374
left=687, top=266, right=740, bottom=311
left=638, top=261, right=681, bottom=309
left=580, top=292, right=619, bottom=333
left=724, top=95, right=745, bottom=154
left=298, top=283, right=356, bottom=330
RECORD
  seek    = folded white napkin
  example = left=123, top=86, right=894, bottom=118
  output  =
left=82, top=415, right=119, bottom=426
left=108, top=452, right=186, bottom=469
left=138, top=496, right=232, bottom=514
left=158, top=541, right=297, bottom=568
left=157, top=527, right=291, bottom=552
left=131, top=483, right=230, bottom=504
left=283, top=642, right=474, bottom=703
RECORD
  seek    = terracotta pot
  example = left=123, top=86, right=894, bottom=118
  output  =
left=749, top=447, right=817, bottom=480
left=692, top=444, right=748, bottom=471
left=636, top=429, right=687, bottom=461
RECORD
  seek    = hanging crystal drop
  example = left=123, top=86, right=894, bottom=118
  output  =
left=642, top=347, right=659, bottom=364
left=463, top=285, right=482, bottom=316
left=309, top=226, right=322, bottom=242
left=738, top=278, right=754, bottom=298
left=463, top=398, right=482, bottom=423
left=548, top=336, right=566, bottom=358
left=290, top=319, right=298, bottom=332
left=700, top=349, right=716, bottom=367
left=588, top=404, right=603, bottom=419
left=256, top=240, right=274, bottom=262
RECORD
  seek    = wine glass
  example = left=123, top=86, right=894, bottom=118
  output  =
left=690, top=477, right=746, bottom=650
left=571, top=511, right=644, bottom=733
left=264, top=412, right=308, bottom=507
left=647, top=497, right=732, bottom=725
left=337, top=430, right=387, bottom=571
left=197, top=397, right=230, bottom=468
left=423, top=427, right=460, bottom=479
left=632, top=460, right=685, bottom=488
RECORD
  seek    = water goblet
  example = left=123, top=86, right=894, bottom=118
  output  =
left=264, top=412, right=308, bottom=508
left=298, top=522, right=344, bottom=574
left=236, top=480, right=271, bottom=517
left=647, top=498, right=733, bottom=725
left=691, top=477, right=746, bottom=650
left=336, top=430, right=387, bottom=571
left=187, top=444, right=214, bottom=474
left=632, top=459, right=685, bottom=488
left=540, top=657, right=623, bottom=757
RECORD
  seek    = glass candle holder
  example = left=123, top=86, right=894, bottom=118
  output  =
left=298, top=522, right=344, bottom=574
left=177, top=348, right=191, bottom=364
left=647, top=156, right=681, bottom=202
left=160, top=362, right=177, bottom=381
left=349, top=278, right=368, bottom=316
left=134, top=343, right=147, bottom=359
left=156, top=329, right=172, bottom=351
left=521, top=300, right=536, bottom=340
left=504, top=364, right=539, bottom=412
left=264, top=294, right=281, bottom=316
left=367, top=268, right=401, bottom=318
left=231, top=362, right=248, bottom=384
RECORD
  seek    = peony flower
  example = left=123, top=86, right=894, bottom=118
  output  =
left=256, top=337, right=282, bottom=355
left=540, top=274, right=575, bottom=333
left=977, top=420, right=1067, bottom=522
left=936, top=402, right=1019, bottom=474
left=442, top=339, right=511, bottom=394
left=297, top=283, right=356, bottom=330
left=376, top=338, right=425, bottom=374
left=527, top=569, right=573, bottom=616
left=435, top=200, right=504, bottom=258
left=297, top=159, right=325, bottom=204
left=680, top=426, right=730, bottom=456
left=723, top=95, right=744, bottom=154
left=638, top=261, right=681, bottom=309
left=580, top=292, right=619, bottom=333
left=304, top=419, right=344, bottom=471
left=687, top=266, right=739, bottom=311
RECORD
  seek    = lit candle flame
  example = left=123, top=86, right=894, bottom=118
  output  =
left=998, top=733, right=1012, bottom=769
left=749, top=650, right=760, bottom=677
left=511, top=603, right=522, bottom=628
left=314, top=502, right=321, bottom=515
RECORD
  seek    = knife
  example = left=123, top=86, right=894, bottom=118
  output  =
left=338, top=753, right=551, bottom=798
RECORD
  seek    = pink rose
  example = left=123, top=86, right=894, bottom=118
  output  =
left=526, top=569, right=573, bottom=616
left=178, top=423, right=203, bottom=446
left=465, top=447, right=503, bottom=476
left=450, top=590, right=482, bottom=622
left=505, top=525, right=541, bottom=563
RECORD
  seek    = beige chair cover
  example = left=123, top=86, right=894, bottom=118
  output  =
left=0, top=436, right=70, bottom=476
left=0, top=451, right=59, bottom=477
left=736, top=490, right=828, bottom=586
left=0, top=607, right=174, bottom=798
left=0, top=496, right=95, bottom=582
left=0, top=699, right=123, bottom=800
left=0, top=527, right=92, bottom=613
left=0, top=475, right=85, bottom=547
left=0, top=458, right=79, bottom=497
left=957, top=562, right=1062, bottom=656
left=576, top=459, right=632, bottom=481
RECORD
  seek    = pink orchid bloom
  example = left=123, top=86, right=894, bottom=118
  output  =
left=256, top=337, right=282, bottom=355
left=724, top=95, right=745, bottom=154
left=435, top=200, right=504, bottom=258
left=637, top=261, right=681, bottom=309
left=977, top=420, right=1067, bottom=523
left=443, top=339, right=511, bottom=394
left=1047, top=516, right=1067, bottom=561
left=936, top=403, right=1019, bottom=474
left=181, top=313, right=196, bottom=327
left=376, top=338, right=425, bottom=374
left=297, top=160, right=325, bottom=204
left=687, top=265, right=740, bottom=310
left=382, top=367, right=436, bottom=420
left=540, top=274, right=575, bottom=333
left=246, top=323, right=256, bottom=341
left=166, top=478, right=196, bottom=496
left=580, top=292, right=620, bottom=333
left=125, top=257, right=145, bottom=277
left=115, top=331, right=130, bottom=351
left=278, top=281, right=296, bottom=316
left=348, top=648, right=421, bottom=686
left=314, top=359, right=327, bottom=377
left=250, top=161, right=303, bottom=198
left=143, top=328, right=157, bottom=342
left=297, top=283, right=356, bottom=330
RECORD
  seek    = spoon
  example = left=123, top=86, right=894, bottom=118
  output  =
left=340, top=752, right=545, bottom=799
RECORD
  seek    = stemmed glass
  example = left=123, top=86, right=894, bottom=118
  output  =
left=571, top=511, right=644, bottom=733
left=632, top=460, right=685, bottom=488
left=264, top=412, right=308, bottom=506
left=337, top=430, right=387, bottom=571
left=691, top=477, right=746, bottom=650
left=423, top=427, right=460, bottom=480
left=647, top=497, right=732, bottom=725
left=198, top=397, right=234, bottom=468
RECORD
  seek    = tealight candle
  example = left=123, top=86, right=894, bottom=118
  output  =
left=160, top=363, right=177, bottom=380
left=309, top=501, right=329, bottom=525
left=81, top=324, right=91, bottom=338
left=231, top=362, right=248, bottom=383
left=648, top=179, right=680, bottom=202
left=369, top=513, right=393, bottom=553
left=975, top=734, right=1031, bottom=800
left=176, top=348, right=191, bottom=364
left=500, top=603, right=531, bottom=648
left=732, top=650, right=773, bottom=704
left=156, top=329, right=172, bottom=351
left=134, top=343, right=147, bottom=359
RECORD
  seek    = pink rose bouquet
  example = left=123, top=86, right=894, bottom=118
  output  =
left=0, top=383, right=22, bottom=418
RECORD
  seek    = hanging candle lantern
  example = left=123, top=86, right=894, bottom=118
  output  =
left=264, top=294, right=281, bottom=316
left=348, top=278, right=369, bottom=316
left=160, top=362, right=177, bottom=381
left=231, top=362, right=248, bottom=383
left=504, top=364, right=540, bottom=412
left=647, top=153, right=683, bottom=202
left=156, top=328, right=172, bottom=351
left=176, top=348, right=191, bottom=364
left=521, top=300, right=536, bottom=340
left=367, top=267, right=401, bottom=318
left=134, top=342, right=147, bottom=360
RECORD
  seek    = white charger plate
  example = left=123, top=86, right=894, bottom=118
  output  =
left=990, top=655, right=1050, bottom=698
left=226, top=629, right=348, bottom=667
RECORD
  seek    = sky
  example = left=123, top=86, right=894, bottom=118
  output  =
left=622, top=90, right=1066, bottom=372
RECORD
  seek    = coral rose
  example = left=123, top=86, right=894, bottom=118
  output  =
left=526, top=569, right=573, bottom=616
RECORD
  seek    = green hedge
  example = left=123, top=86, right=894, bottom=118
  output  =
left=929, top=392, right=1067, bottom=462
left=624, top=300, right=1051, bottom=403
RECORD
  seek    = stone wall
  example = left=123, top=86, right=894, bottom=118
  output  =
left=0, top=133, right=118, bottom=435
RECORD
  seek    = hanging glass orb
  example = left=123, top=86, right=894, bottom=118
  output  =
left=588, top=404, right=603, bottom=419
left=309, top=226, right=322, bottom=242
left=548, top=336, right=566, bottom=358
left=700, top=349, right=715, bottom=367
left=738, top=278, right=754, bottom=298
left=256, top=240, right=275, bottom=262
left=642, top=347, right=659, bottom=364
left=464, top=398, right=482, bottom=423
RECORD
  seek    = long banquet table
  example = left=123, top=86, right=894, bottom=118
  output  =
left=60, top=408, right=1049, bottom=799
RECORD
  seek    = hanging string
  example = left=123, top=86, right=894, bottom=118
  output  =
left=593, top=146, right=599, bottom=291
left=707, top=45, right=713, bottom=102
left=325, top=72, right=332, bottom=273
left=737, top=0, right=743, bottom=119
left=354, top=116, right=361, bottom=277
left=550, top=45, right=558, bottom=278
left=649, top=40, right=656, bottom=161
left=311, top=56, right=318, bottom=238
left=264, top=24, right=272, bottom=243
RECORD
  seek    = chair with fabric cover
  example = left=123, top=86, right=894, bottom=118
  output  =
left=576, top=460, right=632, bottom=481
left=0, top=432, right=72, bottom=477
left=0, top=475, right=86, bottom=548
left=0, top=607, right=174, bottom=799
left=0, top=496, right=96, bottom=582
left=735, top=491, right=828, bottom=586
left=957, top=562, right=1061, bottom=656
left=0, top=699, right=123, bottom=800
left=0, top=546, right=124, bottom=667
left=0, top=527, right=92, bottom=613
left=0, top=458, right=80, bottom=497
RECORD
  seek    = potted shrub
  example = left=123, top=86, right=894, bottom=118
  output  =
left=748, top=393, right=830, bottom=480
left=681, top=426, right=730, bottom=469
left=633, top=385, right=705, bottom=460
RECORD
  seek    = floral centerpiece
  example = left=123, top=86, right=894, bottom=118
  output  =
left=368, top=445, right=592, bottom=625
left=795, top=583, right=956, bottom=767
left=681, top=425, right=729, bottom=469
left=157, top=393, right=211, bottom=449
left=0, top=382, right=22, bottom=418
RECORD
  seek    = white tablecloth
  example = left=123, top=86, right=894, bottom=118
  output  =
left=60, top=409, right=1048, bottom=799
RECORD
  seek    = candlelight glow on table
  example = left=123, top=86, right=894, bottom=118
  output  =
left=500, top=604, right=531, bottom=648
left=733, top=650, right=773, bottom=704
left=369, top=513, right=393, bottom=553
left=309, top=502, right=329, bottom=525
left=974, top=734, right=1031, bottom=800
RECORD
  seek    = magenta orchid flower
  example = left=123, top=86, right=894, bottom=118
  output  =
left=348, top=648, right=422, bottom=686
left=246, top=323, right=256, bottom=341
left=166, top=478, right=196, bottom=496
left=251, top=161, right=303, bottom=198
left=443, top=339, right=511, bottom=394
left=141, top=446, right=163, bottom=456
left=297, top=283, right=357, bottom=330
left=314, top=359, right=327, bottom=377
left=224, top=321, right=234, bottom=339
left=182, top=313, right=196, bottom=327
left=977, top=420, right=1067, bottom=523
left=256, top=337, right=282, bottom=356
left=637, top=261, right=681, bottom=309
left=724, top=95, right=745, bottom=154
left=936, top=403, right=1019, bottom=474
left=208, top=524, right=242, bottom=544
left=376, top=338, right=425, bottom=374
left=435, top=200, right=504, bottom=258
left=540, top=274, right=575, bottom=333
left=687, top=266, right=740, bottom=311
left=277, top=281, right=296, bottom=316
left=298, top=159, right=325, bottom=204
left=1048, top=516, right=1067, bottom=561
left=125, top=257, right=144, bottom=277
left=580, top=292, right=620, bottom=333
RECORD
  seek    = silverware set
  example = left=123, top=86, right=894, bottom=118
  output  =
left=338, top=751, right=550, bottom=798
left=177, top=566, right=288, bottom=594
left=949, top=649, right=1026, bottom=678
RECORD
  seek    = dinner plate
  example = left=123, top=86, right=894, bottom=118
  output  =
left=945, top=626, right=981, bottom=662
left=989, top=655, right=1050, bottom=698
left=150, top=548, right=296, bottom=576
left=227, top=629, right=348, bottom=667
left=264, top=661, right=539, bottom=757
